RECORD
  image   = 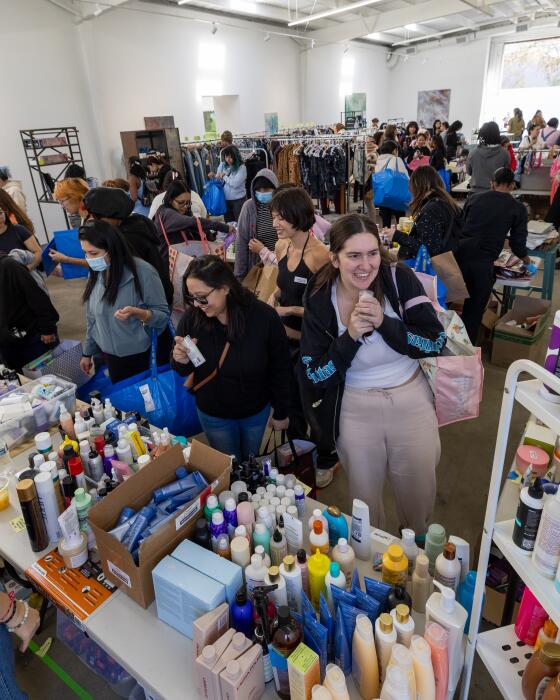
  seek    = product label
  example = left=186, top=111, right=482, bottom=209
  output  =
left=534, top=512, right=560, bottom=574
left=175, top=499, right=201, bottom=531
left=513, top=501, right=542, bottom=550
left=435, top=572, right=458, bottom=589
left=107, top=560, right=132, bottom=588
left=269, top=645, right=290, bottom=694
left=351, top=515, right=363, bottom=543
left=283, top=512, right=303, bottom=553
left=9, top=516, right=25, bottom=533
left=536, top=676, right=552, bottom=700
left=284, top=577, right=301, bottom=613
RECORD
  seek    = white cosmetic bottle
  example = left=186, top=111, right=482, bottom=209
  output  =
left=434, top=542, right=461, bottom=593
left=390, top=604, right=415, bottom=647
left=350, top=499, right=370, bottom=560
left=375, top=613, right=397, bottom=683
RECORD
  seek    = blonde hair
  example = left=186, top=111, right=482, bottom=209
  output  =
left=53, top=178, right=89, bottom=203
left=102, top=178, right=130, bottom=192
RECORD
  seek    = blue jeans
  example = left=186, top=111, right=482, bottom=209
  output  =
left=0, top=625, right=27, bottom=700
left=197, top=404, right=270, bottom=462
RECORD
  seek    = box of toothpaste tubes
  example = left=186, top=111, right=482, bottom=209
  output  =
left=89, top=440, right=232, bottom=608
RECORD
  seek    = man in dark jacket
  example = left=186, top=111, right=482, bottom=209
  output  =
left=0, top=254, right=59, bottom=372
left=456, top=167, right=531, bottom=344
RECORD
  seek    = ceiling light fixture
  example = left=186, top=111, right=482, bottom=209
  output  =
left=288, top=0, right=384, bottom=27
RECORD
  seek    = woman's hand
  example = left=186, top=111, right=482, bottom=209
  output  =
left=271, top=417, right=289, bottom=432
left=48, top=250, right=68, bottom=264
left=275, top=306, right=295, bottom=317
left=207, top=172, right=215, bottom=179
left=248, top=239, right=265, bottom=254
left=40, top=334, right=57, bottom=344
left=8, top=602, right=40, bottom=653
left=80, top=356, right=93, bottom=374
left=114, top=306, right=150, bottom=322
left=356, top=295, right=384, bottom=329
left=172, top=336, right=191, bottom=364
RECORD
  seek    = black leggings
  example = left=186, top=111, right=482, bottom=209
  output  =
left=379, top=206, right=406, bottom=228
left=456, top=255, right=495, bottom=345
left=104, top=328, right=174, bottom=383
left=225, top=198, right=246, bottom=223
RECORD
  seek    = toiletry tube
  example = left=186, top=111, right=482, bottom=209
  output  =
left=58, top=504, right=88, bottom=568
left=16, top=479, right=49, bottom=552
left=39, top=460, right=65, bottom=515
left=542, top=309, right=560, bottom=402
left=219, top=646, right=264, bottom=700
left=411, top=636, right=436, bottom=700
left=424, top=623, right=449, bottom=700
left=34, top=472, right=62, bottom=543
left=196, top=628, right=236, bottom=698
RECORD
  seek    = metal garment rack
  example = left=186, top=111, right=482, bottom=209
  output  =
left=219, top=147, right=269, bottom=170
left=459, top=359, right=560, bottom=699
left=19, top=126, right=84, bottom=240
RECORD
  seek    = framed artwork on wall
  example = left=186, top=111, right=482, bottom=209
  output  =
left=417, top=89, right=451, bottom=128
left=265, top=112, right=279, bottom=136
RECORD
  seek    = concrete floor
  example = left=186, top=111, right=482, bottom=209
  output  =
left=13, top=266, right=558, bottom=699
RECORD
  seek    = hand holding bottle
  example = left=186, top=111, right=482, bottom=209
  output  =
left=172, top=336, right=192, bottom=364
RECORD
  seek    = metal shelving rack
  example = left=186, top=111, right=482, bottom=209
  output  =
left=20, top=126, right=85, bottom=240
left=460, top=359, right=560, bottom=699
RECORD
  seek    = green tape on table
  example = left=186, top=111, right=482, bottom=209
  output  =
left=29, top=639, right=93, bottom=700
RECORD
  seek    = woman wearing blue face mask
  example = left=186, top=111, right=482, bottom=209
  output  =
left=234, top=169, right=279, bottom=280
left=78, top=220, right=171, bottom=383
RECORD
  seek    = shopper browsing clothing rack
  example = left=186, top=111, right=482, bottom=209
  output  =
left=211, top=146, right=247, bottom=222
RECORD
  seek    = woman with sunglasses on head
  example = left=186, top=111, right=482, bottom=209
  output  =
left=154, top=180, right=233, bottom=265
left=0, top=190, right=42, bottom=269
left=78, top=220, right=170, bottom=383
left=170, top=256, right=292, bottom=462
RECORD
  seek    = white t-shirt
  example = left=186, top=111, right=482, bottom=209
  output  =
left=331, top=283, right=418, bottom=389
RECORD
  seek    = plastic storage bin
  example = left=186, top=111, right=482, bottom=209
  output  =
left=0, top=374, right=76, bottom=449
left=57, top=611, right=137, bottom=697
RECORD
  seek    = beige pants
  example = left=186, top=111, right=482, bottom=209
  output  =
left=336, top=370, right=440, bottom=534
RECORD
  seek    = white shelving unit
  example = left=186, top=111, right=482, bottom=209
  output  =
left=460, top=360, right=560, bottom=699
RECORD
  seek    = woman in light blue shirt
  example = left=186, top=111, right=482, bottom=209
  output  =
left=78, top=220, right=170, bottom=383
left=215, top=146, right=247, bottom=222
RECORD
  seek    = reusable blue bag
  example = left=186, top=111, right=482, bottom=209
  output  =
left=372, top=162, right=411, bottom=211
left=202, top=180, right=227, bottom=216
left=438, top=168, right=451, bottom=192
left=52, top=229, right=89, bottom=279
left=404, top=244, right=447, bottom=310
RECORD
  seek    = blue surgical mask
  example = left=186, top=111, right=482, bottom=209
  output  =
left=255, top=191, right=273, bottom=204
left=86, top=254, right=109, bottom=272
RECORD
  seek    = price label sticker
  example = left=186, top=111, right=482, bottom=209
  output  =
left=10, top=516, right=26, bottom=534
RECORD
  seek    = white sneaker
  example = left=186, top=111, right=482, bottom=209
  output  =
left=316, top=467, right=334, bottom=489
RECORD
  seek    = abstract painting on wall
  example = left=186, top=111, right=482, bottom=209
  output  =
left=265, top=112, right=279, bottom=136
left=417, top=89, right=451, bottom=128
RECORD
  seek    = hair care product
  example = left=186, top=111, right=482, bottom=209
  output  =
left=521, top=643, right=560, bottom=700
left=196, top=628, right=235, bottom=698
left=59, top=408, right=75, bottom=439
left=352, top=614, right=379, bottom=699
left=308, top=549, right=331, bottom=611
left=216, top=534, right=231, bottom=559
left=219, top=645, right=265, bottom=700
left=270, top=528, right=288, bottom=566
left=434, top=543, right=461, bottom=593
left=380, top=665, right=412, bottom=700
left=542, top=675, right=560, bottom=699
left=447, top=535, right=470, bottom=584
left=68, top=457, right=86, bottom=492
left=458, top=570, right=483, bottom=633
left=283, top=511, right=304, bottom=555
left=223, top=499, right=239, bottom=539
left=16, top=478, right=48, bottom=551
left=310, top=520, right=330, bottom=554
left=536, top=620, right=559, bottom=651
left=192, top=518, right=212, bottom=551
left=288, top=642, right=321, bottom=700
left=121, top=505, right=156, bottom=552
left=204, top=494, right=222, bottom=522
left=390, top=604, right=415, bottom=647
left=88, top=449, right=104, bottom=482
left=231, top=480, right=248, bottom=501
left=513, top=479, right=544, bottom=554
left=270, top=606, right=302, bottom=698
left=237, top=500, right=255, bottom=536
left=253, top=522, right=271, bottom=555
left=401, top=529, right=418, bottom=577
left=33, top=472, right=62, bottom=543
left=382, top=543, right=408, bottom=587
left=375, top=613, right=397, bottom=682
left=323, top=506, right=349, bottom=547
left=412, top=554, right=432, bottom=614
left=387, top=644, right=416, bottom=699
left=210, top=511, right=227, bottom=552
left=245, top=554, right=266, bottom=597
left=425, top=581, right=467, bottom=694
left=311, top=685, right=333, bottom=699
left=425, top=524, right=446, bottom=576
left=533, top=488, right=560, bottom=578
left=254, top=622, right=273, bottom=683
left=515, top=586, right=548, bottom=645
left=325, top=563, right=346, bottom=611
left=192, top=602, right=229, bottom=658
left=34, top=431, right=52, bottom=455
left=254, top=545, right=271, bottom=569
left=297, top=549, right=309, bottom=596
left=266, top=566, right=288, bottom=608
left=424, top=622, right=449, bottom=700
left=516, top=444, right=551, bottom=478
left=103, top=445, right=116, bottom=476
left=280, top=555, right=303, bottom=614
left=231, top=536, right=251, bottom=568
left=350, top=499, right=370, bottom=561
left=387, top=585, right=412, bottom=611
left=231, top=587, right=254, bottom=638
left=235, top=524, right=251, bottom=544
left=324, top=663, right=350, bottom=700
left=331, top=538, right=355, bottom=589
left=294, top=484, right=305, bottom=517
left=57, top=504, right=88, bottom=568
left=411, top=635, right=436, bottom=700
left=256, top=506, right=274, bottom=534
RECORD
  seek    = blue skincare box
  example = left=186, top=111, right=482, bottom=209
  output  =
left=172, top=540, right=243, bottom=604
left=152, top=555, right=225, bottom=638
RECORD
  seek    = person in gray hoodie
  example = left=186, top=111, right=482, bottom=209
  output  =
left=466, top=121, right=510, bottom=194
left=234, top=168, right=279, bottom=279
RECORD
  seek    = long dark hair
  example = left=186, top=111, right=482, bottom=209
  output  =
left=0, top=190, right=34, bottom=233
left=79, top=220, right=141, bottom=305
left=478, top=121, right=501, bottom=146
left=409, top=166, right=460, bottom=218
left=222, top=146, right=243, bottom=172
left=163, top=180, right=191, bottom=209
left=183, top=256, right=254, bottom=342
left=313, top=214, right=390, bottom=305
left=431, top=134, right=445, bottom=155
left=405, top=121, right=419, bottom=136
left=128, top=156, right=146, bottom=180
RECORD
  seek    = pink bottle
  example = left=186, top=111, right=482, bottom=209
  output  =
left=424, top=621, right=449, bottom=700
left=237, top=501, right=255, bottom=536
left=515, top=586, right=548, bottom=645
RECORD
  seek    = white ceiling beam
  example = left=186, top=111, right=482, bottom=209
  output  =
left=44, top=0, right=84, bottom=17
left=459, top=0, right=495, bottom=16
left=288, top=0, right=384, bottom=26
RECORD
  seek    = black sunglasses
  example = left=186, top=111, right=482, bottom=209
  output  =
left=184, top=288, right=217, bottom=306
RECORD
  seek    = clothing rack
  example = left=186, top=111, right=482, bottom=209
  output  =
left=219, top=146, right=269, bottom=170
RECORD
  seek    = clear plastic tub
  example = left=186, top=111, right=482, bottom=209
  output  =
left=0, top=375, right=76, bottom=449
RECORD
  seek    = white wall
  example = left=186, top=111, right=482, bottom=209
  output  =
left=78, top=8, right=301, bottom=177
left=386, top=40, right=489, bottom=140
left=302, top=42, right=390, bottom=125
left=0, top=0, right=104, bottom=242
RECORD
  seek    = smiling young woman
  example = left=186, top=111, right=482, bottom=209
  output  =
left=298, top=213, right=446, bottom=536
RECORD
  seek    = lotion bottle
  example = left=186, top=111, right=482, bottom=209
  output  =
left=425, top=581, right=467, bottom=694
left=533, top=488, right=560, bottom=578
left=350, top=499, right=370, bottom=560
left=387, top=644, right=416, bottom=699
left=424, top=622, right=449, bottom=700
left=390, top=604, right=415, bottom=647
left=310, top=520, right=330, bottom=554
left=245, top=554, right=266, bottom=597
left=324, top=562, right=346, bottom=611
left=265, top=566, right=288, bottom=608
left=412, top=553, right=433, bottom=614
left=324, top=664, right=350, bottom=700
left=425, top=524, right=446, bottom=576
left=375, top=613, right=397, bottom=682
left=380, top=666, right=412, bottom=700
left=411, top=635, right=436, bottom=700
left=352, top=614, right=379, bottom=699
left=434, top=543, right=461, bottom=593
left=332, top=538, right=356, bottom=589
left=279, top=555, right=303, bottom=614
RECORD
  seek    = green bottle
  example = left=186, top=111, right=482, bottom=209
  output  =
left=253, top=522, right=271, bottom=555
left=203, top=494, right=222, bottom=522
left=425, top=523, right=446, bottom=576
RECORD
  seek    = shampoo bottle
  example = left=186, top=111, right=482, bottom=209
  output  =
left=324, top=663, right=350, bottom=700
left=332, top=538, right=356, bottom=589
left=390, top=604, right=415, bottom=647
left=279, top=555, right=303, bottom=614
left=411, top=635, right=436, bottom=700
left=352, top=613, right=379, bottom=699
left=224, top=498, right=239, bottom=538
left=324, top=562, right=346, bottom=610
left=412, top=553, right=433, bottom=614
left=350, top=499, right=371, bottom=560
left=375, top=613, right=397, bottom=682
left=308, top=548, right=331, bottom=611
left=425, top=581, right=467, bottom=693
left=434, top=543, right=461, bottom=593
left=265, top=566, right=288, bottom=608
left=270, top=528, right=288, bottom=566
left=245, top=554, right=266, bottom=597
left=425, top=523, right=446, bottom=576
left=323, top=506, right=349, bottom=547
left=424, top=622, right=449, bottom=700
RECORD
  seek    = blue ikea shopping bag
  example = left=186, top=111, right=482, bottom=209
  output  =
left=372, top=162, right=411, bottom=211
left=438, top=168, right=451, bottom=192
left=52, top=229, right=88, bottom=279
left=202, top=180, right=227, bottom=216
left=404, top=244, right=447, bottom=310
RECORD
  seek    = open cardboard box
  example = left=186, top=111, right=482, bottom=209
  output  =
left=491, top=296, right=551, bottom=368
left=89, top=441, right=231, bottom=608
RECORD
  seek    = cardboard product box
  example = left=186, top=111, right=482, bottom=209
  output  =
left=88, top=441, right=231, bottom=608
left=481, top=300, right=499, bottom=331
left=491, top=297, right=551, bottom=368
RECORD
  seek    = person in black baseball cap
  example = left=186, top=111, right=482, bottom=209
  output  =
left=83, top=186, right=173, bottom=305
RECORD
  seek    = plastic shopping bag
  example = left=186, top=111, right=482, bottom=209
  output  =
left=404, top=244, right=447, bottom=310
left=202, top=180, right=227, bottom=216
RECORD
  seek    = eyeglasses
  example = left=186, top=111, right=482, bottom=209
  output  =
left=174, top=199, right=192, bottom=209
left=184, top=288, right=217, bottom=306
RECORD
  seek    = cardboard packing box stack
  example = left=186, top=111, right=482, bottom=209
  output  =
left=88, top=440, right=232, bottom=608
left=491, top=297, right=551, bottom=368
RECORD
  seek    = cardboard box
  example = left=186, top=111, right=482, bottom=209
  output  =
left=481, top=300, right=499, bottom=331
left=483, top=586, right=520, bottom=627
left=491, top=297, right=551, bottom=368
left=89, top=441, right=231, bottom=608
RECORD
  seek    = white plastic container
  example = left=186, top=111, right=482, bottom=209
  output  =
left=324, top=562, right=346, bottom=610
left=332, top=538, right=356, bottom=589
left=410, top=636, right=436, bottom=700
left=265, top=566, right=287, bottom=608
left=448, top=535, right=470, bottom=583
left=532, top=488, right=560, bottom=578
left=183, top=336, right=206, bottom=367
left=380, top=666, right=412, bottom=700
left=352, top=614, right=379, bottom=699
left=375, top=613, right=397, bottom=683
left=390, top=604, right=415, bottom=647
left=387, top=644, right=416, bottom=699
left=401, top=528, right=418, bottom=578
left=34, top=471, right=62, bottom=543
left=308, top=508, right=329, bottom=535
left=350, top=499, right=370, bottom=560
left=245, top=554, right=266, bottom=596
left=279, top=555, right=302, bottom=614
left=434, top=543, right=461, bottom=593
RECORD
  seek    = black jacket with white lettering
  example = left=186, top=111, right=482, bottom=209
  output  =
left=297, top=262, right=446, bottom=452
